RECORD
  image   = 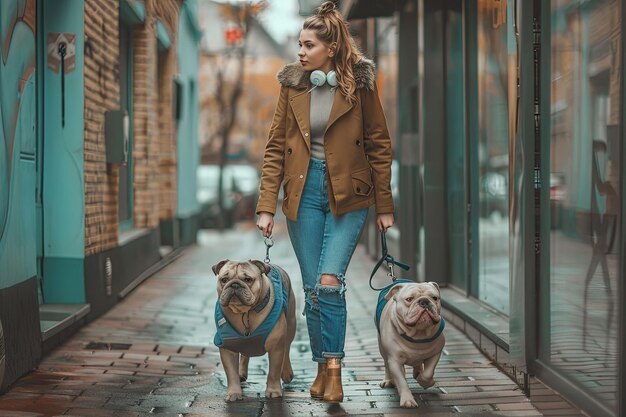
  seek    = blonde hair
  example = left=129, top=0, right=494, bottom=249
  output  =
left=303, top=1, right=362, bottom=105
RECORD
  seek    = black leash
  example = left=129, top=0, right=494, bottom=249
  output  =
left=369, top=231, right=411, bottom=291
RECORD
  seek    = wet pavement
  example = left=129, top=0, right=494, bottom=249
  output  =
left=0, top=218, right=586, bottom=416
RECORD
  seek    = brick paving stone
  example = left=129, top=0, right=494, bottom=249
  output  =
left=539, top=410, right=586, bottom=416
left=0, top=221, right=589, bottom=416
left=0, top=412, right=44, bottom=417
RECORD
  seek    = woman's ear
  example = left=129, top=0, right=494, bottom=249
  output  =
left=329, top=42, right=337, bottom=57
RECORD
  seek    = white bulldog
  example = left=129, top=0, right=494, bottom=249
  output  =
left=212, top=259, right=296, bottom=401
left=376, top=281, right=445, bottom=408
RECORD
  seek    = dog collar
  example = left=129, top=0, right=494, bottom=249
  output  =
left=400, top=318, right=445, bottom=344
left=253, top=287, right=271, bottom=313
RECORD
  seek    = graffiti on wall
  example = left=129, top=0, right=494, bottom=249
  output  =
left=0, top=0, right=36, bottom=241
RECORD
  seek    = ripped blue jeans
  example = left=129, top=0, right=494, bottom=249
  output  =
left=287, top=158, right=368, bottom=362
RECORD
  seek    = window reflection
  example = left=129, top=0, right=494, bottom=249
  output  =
left=549, top=0, right=619, bottom=410
left=476, top=0, right=513, bottom=314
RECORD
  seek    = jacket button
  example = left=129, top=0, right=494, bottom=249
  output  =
left=299, top=175, right=304, bottom=179
left=356, top=140, right=361, bottom=146
left=287, top=148, right=292, bottom=154
left=304, top=132, right=309, bottom=137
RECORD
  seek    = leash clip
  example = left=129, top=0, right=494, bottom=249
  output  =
left=369, top=231, right=411, bottom=290
left=387, top=258, right=396, bottom=281
left=263, top=236, right=274, bottom=263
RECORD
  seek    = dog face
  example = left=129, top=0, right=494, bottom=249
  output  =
left=385, top=282, right=442, bottom=330
left=212, top=259, right=271, bottom=314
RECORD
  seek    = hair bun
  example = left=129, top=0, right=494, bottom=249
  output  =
left=317, top=1, right=337, bottom=16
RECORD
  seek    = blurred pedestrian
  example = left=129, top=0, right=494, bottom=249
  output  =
left=255, top=0, right=394, bottom=403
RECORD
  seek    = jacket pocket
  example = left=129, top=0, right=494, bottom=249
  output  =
left=351, top=168, right=373, bottom=196
left=282, top=175, right=292, bottom=200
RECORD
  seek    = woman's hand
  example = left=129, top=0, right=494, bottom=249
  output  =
left=377, top=213, right=395, bottom=233
left=256, top=212, right=275, bottom=237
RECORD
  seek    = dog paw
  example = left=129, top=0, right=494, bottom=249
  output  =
left=400, top=398, right=419, bottom=408
left=399, top=394, right=419, bottom=408
left=265, top=387, right=283, bottom=398
left=281, top=369, right=294, bottom=384
left=225, top=391, right=243, bottom=402
left=379, top=379, right=395, bottom=388
left=417, top=376, right=435, bottom=389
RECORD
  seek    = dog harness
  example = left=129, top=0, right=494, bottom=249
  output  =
left=214, top=265, right=289, bottom=357
left=375, top=279, right=445, bottom=343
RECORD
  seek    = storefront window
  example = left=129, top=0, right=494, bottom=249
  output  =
left=475, top=0, right=515, bottom=314
left=549, top=0, right=620, bottom=411
left=447, top=1, right=467, bottom=291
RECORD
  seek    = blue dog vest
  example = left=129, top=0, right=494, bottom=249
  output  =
left=375, top=279, right=445, bottom=343
left=214, top=265, right=289, bottom=357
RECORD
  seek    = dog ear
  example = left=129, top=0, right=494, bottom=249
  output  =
left=212, top=259, right=230, bottom=276
left=250, top=260, right=271, bottom=275
left=384, top=284, right=404, bottom=300
left=429, top=281, right=440, bottom=292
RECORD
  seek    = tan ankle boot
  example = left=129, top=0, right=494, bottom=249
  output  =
left=323, top=358, right=343, bottom=402
left=310, top=362, right=327, bottom=398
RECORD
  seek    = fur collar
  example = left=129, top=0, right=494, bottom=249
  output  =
left=276, top=58, right=376, bottom=91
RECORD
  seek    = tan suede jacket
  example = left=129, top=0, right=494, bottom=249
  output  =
left=256, top=58, right=394, bottom=222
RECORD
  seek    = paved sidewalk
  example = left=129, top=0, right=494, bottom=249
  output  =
left=0, top=220, right=584, bottom=416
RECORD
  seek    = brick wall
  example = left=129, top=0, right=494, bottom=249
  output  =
left=84, top=0, right=182, bottom=255
left=132, top=0, right=160, bottom=229
left=154, top=0, right=181, bottom=221
left=133, top=0, right=181, bottom=227
left=84, top=0, right=120, bottom=255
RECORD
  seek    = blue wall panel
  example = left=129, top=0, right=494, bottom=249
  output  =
left=41, top=0, right=85, bottom=302
left=176, top=1, right=201, bottom=218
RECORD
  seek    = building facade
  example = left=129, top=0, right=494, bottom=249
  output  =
left=0, top=0, right=201, bottom=392
left=344, top=1, right=625, bottom=416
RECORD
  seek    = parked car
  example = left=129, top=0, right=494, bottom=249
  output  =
left=390, top=159, right=399, bottom=208
left=197, top=164, right=260, bottom=228
left=550, top=172, right=566, bottom=229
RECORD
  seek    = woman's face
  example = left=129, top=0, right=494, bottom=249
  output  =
left=298, top=29, right=334, bottom=72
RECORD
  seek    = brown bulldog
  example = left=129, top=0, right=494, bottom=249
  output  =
left=377, top=281, right=445, bottom=408
left=212, top=259, right=296, bottom=401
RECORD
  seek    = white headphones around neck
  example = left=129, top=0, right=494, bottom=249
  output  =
left=308, top=70, right=337, bottom=93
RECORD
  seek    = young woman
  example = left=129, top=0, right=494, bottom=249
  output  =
left=255, top=1, right=394, bottom=402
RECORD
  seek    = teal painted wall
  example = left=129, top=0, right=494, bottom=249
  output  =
left=0, top=1, right=38, bottom=290
left=42, top=0, right=85, bottom=303
left=176, top=1, right=200, bottom=218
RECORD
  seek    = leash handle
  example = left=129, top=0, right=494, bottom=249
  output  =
left=379, top=231, right=398, bottom=280
left=264, top=236, right=274, bottom=263
left=369, top=231, right=411, bottom=291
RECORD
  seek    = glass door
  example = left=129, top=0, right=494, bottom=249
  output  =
left=472, top=0, right=516, bottom=314
left=541, top=1, right=621, bottom=415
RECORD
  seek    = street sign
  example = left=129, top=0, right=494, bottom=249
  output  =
left=224, top=25, right=244, bottom=45
left=47, top=32, right=76, bottom=74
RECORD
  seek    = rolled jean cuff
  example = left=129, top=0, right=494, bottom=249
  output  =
left=313, top=356, right=327, bottom=363
left=322, top=351, right=345, bottom=359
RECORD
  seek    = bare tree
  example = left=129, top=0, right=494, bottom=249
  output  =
left=204, top=1, right=266, bottom=229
